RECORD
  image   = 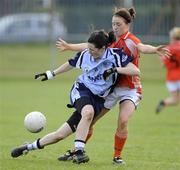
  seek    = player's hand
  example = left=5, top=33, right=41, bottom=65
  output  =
left=56, top=38, right=69, bottom=52
left=156, top=45, right=171, bottom=58
left=103, top=68, right=117, bottom=81
left=35, top=70, right=55, bottom=81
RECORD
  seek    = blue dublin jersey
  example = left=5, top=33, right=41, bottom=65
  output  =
left=68, top=48, right=132, bottom=97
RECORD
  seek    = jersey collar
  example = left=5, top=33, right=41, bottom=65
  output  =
left=91, top=48, right=109, bottom=62
left=119, top=31, right=130, bottom=40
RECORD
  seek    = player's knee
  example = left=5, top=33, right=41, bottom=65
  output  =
left=82, top=110, right=94, bottom=122
left=116, top=118, right=128, bottom=134
left=120, top=117, right=129, bottom=127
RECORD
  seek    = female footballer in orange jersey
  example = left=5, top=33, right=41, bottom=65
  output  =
left=56, top=7, right=171, bottom=165
left=156, top=27, right=180, bottom=113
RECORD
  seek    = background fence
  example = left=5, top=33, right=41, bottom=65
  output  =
left=0, top=0, right=179, bottom=44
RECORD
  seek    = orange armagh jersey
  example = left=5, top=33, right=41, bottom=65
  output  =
left=161, top=41, right=180, bottom=81
left=109, top=31, right=142, bottom=93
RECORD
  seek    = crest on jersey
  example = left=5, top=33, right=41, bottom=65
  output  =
left=122, top=54, right=128, bottom=62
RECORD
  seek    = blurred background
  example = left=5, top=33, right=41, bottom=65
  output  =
left=0, top=0, right=179, bottom=44
left=1, top=0, right=179, bottom=70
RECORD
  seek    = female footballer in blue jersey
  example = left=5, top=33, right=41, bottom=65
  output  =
left=56, top=7, right=171, bottom=165
left=11, top=30, right=140, bottom=164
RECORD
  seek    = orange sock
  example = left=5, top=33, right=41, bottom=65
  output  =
left=85, top=128, right=93, bottom=143
left=113, top=134, right=127, bottom=158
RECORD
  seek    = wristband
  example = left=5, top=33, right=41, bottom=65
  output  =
left=46, top=70, right=55, bottom=80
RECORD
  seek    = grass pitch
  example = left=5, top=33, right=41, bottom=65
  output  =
left=0, top=45, right=180, bottom=170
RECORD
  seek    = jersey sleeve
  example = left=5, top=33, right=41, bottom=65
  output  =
left=120, top=53, right=133, bottom=67
left=111, top=48, right=133, bottom=67
left=129, top=35, right=141, bottom=45
left=68, top=50, right=87, bottom=68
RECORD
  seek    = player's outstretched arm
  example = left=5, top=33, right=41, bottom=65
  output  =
left=35, top=62, right=73, bottom=81
left=137, top=43, right=171, bottom=58
left=56, top=38, right=88, bottom=52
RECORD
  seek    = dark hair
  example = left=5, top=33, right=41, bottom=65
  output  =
left=113, top=7, right=136, bottom=24
left=88, top=30, right=115, bottom=49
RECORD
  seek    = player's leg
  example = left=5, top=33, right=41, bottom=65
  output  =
left=70, top=81, right=106, bottom=164
left=85, top=108, right=109, bottom=142
left=156, top=81, right=179, bottom=113
left=58, top=106, right=109, bottom=162
left=156, top=91, right=179, bottom=113
left=67, top=82, right=105, bottom=164
left=72, top=98, right=95, bottom=164
left=91, top=107, right=110, bottom=126
left=11, top=111, right=79, bottom=158
left=80, top=107, right=110, bottom=143
left=75, top=105, right=94, bottom=141
left=77, top=107, right=109, bottom=144
left=40, top=123, right=72, bottom=146
left=164, top=91, right=179, bottom=105
left=113, top=100, right=135, bottom=165
left=84, top=108, right=110, bottom=143
left=108, top=87, right=141, bottom=165
left=59, top=82, right=107, bottom=163
left=58, top=111, right=82, bottom=161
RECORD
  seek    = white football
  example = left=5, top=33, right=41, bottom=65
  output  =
left=24, top=111, right=46, bottom=133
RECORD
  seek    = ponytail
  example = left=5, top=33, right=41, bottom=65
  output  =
left=107, top=31, right=116, bottom=45
left=128, top=7, right=136, bottom=19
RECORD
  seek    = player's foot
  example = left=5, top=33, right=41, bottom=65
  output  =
left=57, top=150, right=75, bottom=161
left=11, top=144, right=29, bottom=158
left=113, top=157, right=125, bottom=165
left=155, top=100, right=165, bottom=114
left=72, top=150, right=89, bottom=164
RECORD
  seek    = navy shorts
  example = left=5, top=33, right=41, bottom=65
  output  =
left=66, top=111, right=81, bottom=132
left=66, top=97, right=104, bottom=132
left=69, top=82, right=105, bottom=117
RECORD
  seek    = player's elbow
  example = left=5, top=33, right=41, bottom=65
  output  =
left=130, top=64, right=140, bottom=76
left=134, top=68, right=140, bottom=76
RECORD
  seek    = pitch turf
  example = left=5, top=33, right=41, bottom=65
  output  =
left=0, top=45, right=180, bottom=170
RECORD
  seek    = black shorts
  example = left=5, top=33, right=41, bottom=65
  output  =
left=66, top=111, right=81, bottom=132
left=66, top=96, right=104, bottom=132
left=70, top=83, right=105, bottom=115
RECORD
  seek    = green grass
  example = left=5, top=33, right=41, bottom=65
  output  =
left=0, top=45, right=180, bottom=170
